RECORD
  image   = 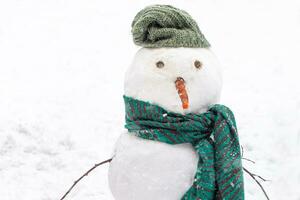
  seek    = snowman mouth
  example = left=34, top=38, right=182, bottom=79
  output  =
left=175, top=77, right=189, bottom=110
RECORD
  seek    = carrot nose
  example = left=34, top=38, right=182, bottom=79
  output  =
left=175, top=77, right=189, bottom=109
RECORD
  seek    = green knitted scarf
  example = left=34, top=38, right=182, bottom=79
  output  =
left=124, top=96, right=244, bottom=200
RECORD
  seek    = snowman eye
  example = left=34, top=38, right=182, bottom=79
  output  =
left=156, top=61, right=165, bottom=68
left=194, top=60, right=202, bottom=69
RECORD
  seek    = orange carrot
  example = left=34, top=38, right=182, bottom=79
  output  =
left=175, top=77, right=189, bottom=109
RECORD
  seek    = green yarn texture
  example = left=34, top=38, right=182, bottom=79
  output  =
left=124, top=96, right=244, bottom=200
left=131, top=5, right=210, bottom=48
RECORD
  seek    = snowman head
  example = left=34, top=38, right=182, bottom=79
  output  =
left=125, top=5, right=222, bottom=114
left=125, top=47, right=222, bottom=114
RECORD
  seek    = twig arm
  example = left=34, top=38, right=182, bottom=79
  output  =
left=60, top=157, right=113, bottom=200
left=243, top=167, right=270, bottom=200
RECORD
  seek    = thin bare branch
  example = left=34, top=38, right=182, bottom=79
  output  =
left=241, top=145, right=256, bottom=164
left=243, top=167, right=270, bottom=200
left=242, top=157, right=256, bottom=164
left=252, top=173, right=270, bottom=182
left=60, top=157, right=113, bottom=200
left=241, top=145, right=244, bottom=157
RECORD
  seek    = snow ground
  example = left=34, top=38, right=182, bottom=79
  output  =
left=0, top=0, right=299, bottom=199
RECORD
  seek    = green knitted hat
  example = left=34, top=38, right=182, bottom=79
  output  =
left=131, top=5, right=210, bottom=48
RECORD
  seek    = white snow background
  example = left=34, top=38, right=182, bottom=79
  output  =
left=0, top=0, right=299, bottom=199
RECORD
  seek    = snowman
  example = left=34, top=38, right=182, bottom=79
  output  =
left=108, top=5, right=244, bottom=200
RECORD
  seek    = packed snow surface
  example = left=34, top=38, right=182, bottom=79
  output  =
left=0, top=0, right=300, bottom=199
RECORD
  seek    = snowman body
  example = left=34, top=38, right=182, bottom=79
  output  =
left=109, top=133, right=198, bottom=200
left=108, top=48, right=222, bottom=200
